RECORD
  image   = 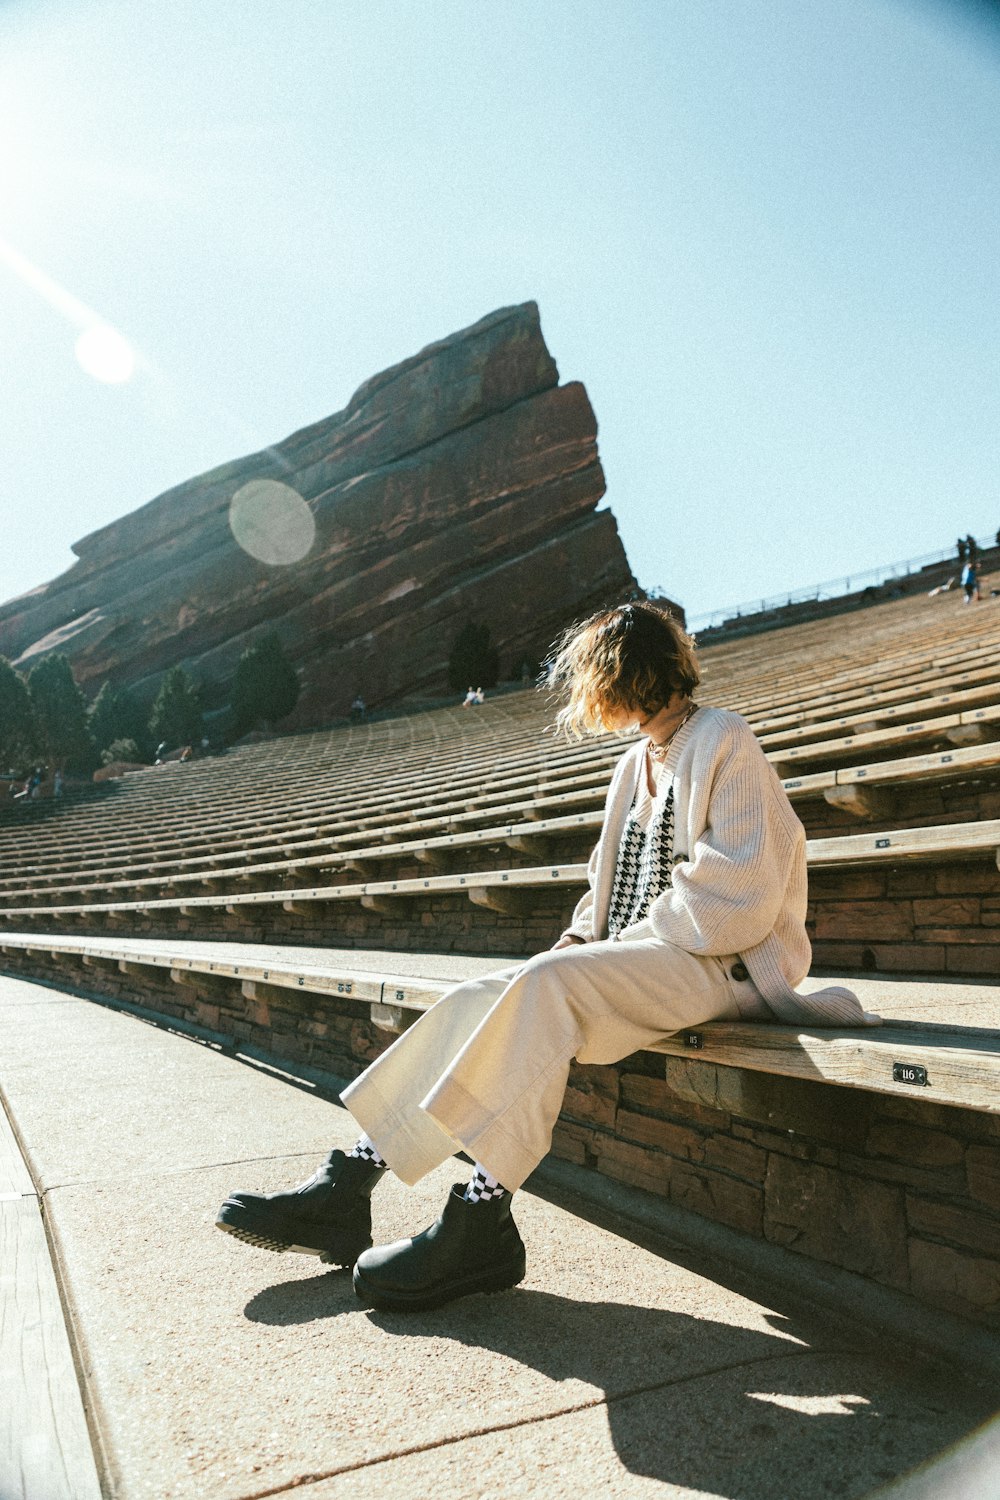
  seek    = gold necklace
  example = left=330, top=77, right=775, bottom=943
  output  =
left=648, top=703, right=697, bottom=764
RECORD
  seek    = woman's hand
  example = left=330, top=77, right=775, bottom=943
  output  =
left=551, top=935, right=585, bottom=950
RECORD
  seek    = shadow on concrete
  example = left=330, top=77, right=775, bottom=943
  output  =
left=243, top=1267, right=355, bottom=1324
left=242, top=1274, right=994, bottom=1500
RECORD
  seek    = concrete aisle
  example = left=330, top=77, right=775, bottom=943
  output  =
left=0, top=971, right=996, bottom=1500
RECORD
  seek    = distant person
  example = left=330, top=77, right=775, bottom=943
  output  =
left=217, top=601, right=879, bottom=1313
left=461, top=686, right=477, bottom=708
left=349, top=695, right=367, bottom=723
left=474, top=686, right=485, bottom=704
left=155, top=741, right=168, bottom=765
left=53, top=769, right=64, bottom=798
left=966, top=534, right=979, bottom=563
left=179, top=745, right=193, bottom=762
left=957, top=536, right=967, bottom=561
left=29, top=767, right=43, bottom=800
left=961, top=560, right=981, bottom=603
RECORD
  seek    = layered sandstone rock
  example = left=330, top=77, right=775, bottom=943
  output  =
left=0, top=303, right=639, bottom=722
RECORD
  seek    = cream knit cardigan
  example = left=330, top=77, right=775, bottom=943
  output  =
left=562, top=706, right=880, bottom=1027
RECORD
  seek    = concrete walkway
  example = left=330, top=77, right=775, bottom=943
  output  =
left=1, top=970, right=997, bottom=1500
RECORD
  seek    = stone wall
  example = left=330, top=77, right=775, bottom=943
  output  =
left=4, top=946, right=996, bottom=1328
left=808, top=858, right=1000, bottom=977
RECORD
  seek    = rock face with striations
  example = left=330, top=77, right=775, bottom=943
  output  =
left=0, top=304, right=639, bottom=723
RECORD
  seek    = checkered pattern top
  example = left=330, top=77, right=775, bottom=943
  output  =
left=606, top=784, right=675, bottom=939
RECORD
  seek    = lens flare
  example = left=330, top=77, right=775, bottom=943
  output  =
left=75, top=324, right=136, bottom=384
left=228, top=479, right=316, bottom=565
left=0, top=235, right=138, bottom=384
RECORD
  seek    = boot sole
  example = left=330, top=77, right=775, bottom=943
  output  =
left=352, top=1251, right=526, bottom=1311
left=215, top=1208, right=371, bottom=1268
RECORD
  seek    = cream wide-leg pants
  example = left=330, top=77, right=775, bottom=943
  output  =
left=341, top=936, right=769, bottom=1194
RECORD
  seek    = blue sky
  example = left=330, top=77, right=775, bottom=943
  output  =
left=1, top=0, right=998, bottom=627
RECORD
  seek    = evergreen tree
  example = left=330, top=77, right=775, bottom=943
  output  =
left=25, top=654, right=94, bottom=772
left=89, top=682, right=150, bottom=760
left=0, top=657, right=37, bottom=771
left=229, top=633, right=300, bottom=735
left=149, top=666, right=203, bottom=749
left=447, top=619, right=500, bottom=693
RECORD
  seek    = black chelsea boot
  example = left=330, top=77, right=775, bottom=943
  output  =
left=216, top=1148, right=382, bottom=1267
left=352, top=1183, right=526, bottom=1311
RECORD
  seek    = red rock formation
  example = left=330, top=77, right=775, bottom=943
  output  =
left=0, top=303, right=640, bottom=722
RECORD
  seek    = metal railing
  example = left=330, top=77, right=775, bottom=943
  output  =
left=676, top=532, right=998, bottom=635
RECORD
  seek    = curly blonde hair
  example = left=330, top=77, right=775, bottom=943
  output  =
left=548, top=601, right=699, bottom=739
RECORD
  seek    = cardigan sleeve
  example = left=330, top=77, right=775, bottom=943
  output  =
left=559, top=840, right=599, bottom=943
left=633, top=723, right=802, bottom=956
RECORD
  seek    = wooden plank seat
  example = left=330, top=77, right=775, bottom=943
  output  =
left=754, top=658, right=1000, bottom=734
left=0, top=862, right=591, bottom=922
left=6, top=610, right=997, bottom=865
left=803, top=741, right=1000, bottom=819
left=0, top=768, right=617, bottom=896
left=770, top=704, right=1000, bottom=777
left=0, top=749, right=610, bottom=871
left=0, top=810, right=605, bottom=906
left=11, top=732, right=1000, bottom=903
left=4, top=817, right=999, bottom=924
left=0, top=932, right=996, bottom=1116
left=758, top=678, right=1000, bottom=750
left=4, top=722, right=1000, bottom=907
left=0, top=783, right=600, bottom=895
left=0, top=740, right=624, bottom=874
left=6, top=729, right=1000, bottom=905
left=710, top=619, right=1000, bottom=720
left=808, top=818, right=1000, bottom=866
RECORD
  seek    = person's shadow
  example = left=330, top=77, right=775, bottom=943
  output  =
left=244, top=1276, right=992, bottom=1499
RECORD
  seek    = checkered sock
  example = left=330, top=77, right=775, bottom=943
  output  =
left=348, top=1134, right=388, bottom=1170
left=464, top=1163, right=509, bottom=1204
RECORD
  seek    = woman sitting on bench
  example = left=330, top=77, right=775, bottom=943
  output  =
left=217, top=601, right=878, bottom=1310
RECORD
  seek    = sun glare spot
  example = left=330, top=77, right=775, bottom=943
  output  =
left=75, top=324, right=136, bottom=384
left=229, top=479, right=316, bottom=566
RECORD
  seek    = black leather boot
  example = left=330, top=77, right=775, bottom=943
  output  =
left=352, top=1184, right=526, bottom=1311
left=215, top=1149, right=382, bottom=1267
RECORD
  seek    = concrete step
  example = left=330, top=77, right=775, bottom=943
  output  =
left=0, top=971, right=996, bottom=1500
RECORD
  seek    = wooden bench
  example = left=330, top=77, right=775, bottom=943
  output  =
left=3, top=818, right=998, bottom=927
left=1, top=932, right=996, bottom=1116
left=770, top=704, right=1000, bottom=777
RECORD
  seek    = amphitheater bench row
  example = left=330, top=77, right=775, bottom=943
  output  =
left=753, top=654, right=1000, bottom=734
left=0, top=933, right=996, bottom=1118
left=2, top=818, right=998, bottom=926
left=771, top=702, right=1000, bottom=778
left=4, top=736, right=1000, bottom=910
left=707, top=610, right=999, bottom=718
left=0, top=744, right=623, bottom=872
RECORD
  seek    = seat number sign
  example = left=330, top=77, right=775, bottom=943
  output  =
left=892, top=1061, right=928, bottom=1087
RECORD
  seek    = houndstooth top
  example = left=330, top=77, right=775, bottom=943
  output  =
left=606, top=769, right=676, bottom=939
